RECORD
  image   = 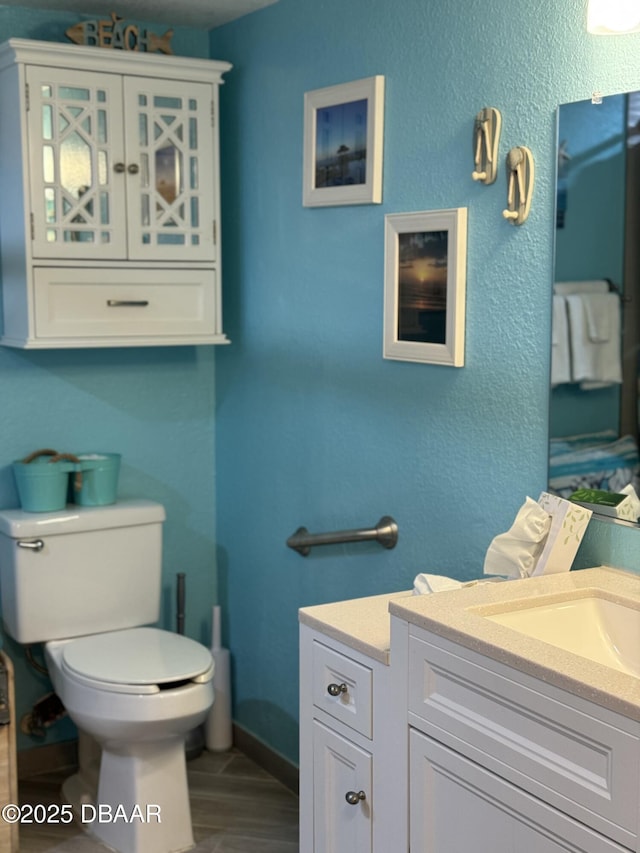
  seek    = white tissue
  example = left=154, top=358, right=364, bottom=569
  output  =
left=619, top=484, right=640, bottom=522
left=413, top=574, right=463, bottom=595
left=483, top=497, right=552, bottom=579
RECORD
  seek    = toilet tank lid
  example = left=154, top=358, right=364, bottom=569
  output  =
left=0, top=499, right=165, bottom=538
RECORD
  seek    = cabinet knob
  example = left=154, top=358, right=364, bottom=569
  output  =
left=327, top=682, right=348, bottom=697
left=127, top=163, right=140, bottom=175
left=345, top=790, right=366, bottom=805
left=114, top=162, right=126, bottom=173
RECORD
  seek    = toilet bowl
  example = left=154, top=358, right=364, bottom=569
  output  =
left=0, top=500, right=216, bottom=853
left=45, top=628, right=214, bottom=853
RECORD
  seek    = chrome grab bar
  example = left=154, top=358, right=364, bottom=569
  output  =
left=286, top=516, right=398, bottom=557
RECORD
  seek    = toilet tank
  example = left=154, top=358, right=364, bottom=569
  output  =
left=0, top=499, right=166, bottom=644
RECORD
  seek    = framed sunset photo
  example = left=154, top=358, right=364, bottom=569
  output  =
left=383, top=208, right=467, bottom=366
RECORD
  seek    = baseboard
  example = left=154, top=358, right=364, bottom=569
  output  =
left=232, top=723, right=299, bottom=794
left=17, top=739, right=78, bottom=780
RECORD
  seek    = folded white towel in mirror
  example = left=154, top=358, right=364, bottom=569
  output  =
left=565, top=292, right=622, bottom=387
left=483, top=497, right=552, bottom=579
left=412, top=574, right=463, bottom=595
left=582, top=292, right=612, bottom=342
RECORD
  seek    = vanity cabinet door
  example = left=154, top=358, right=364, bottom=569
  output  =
left=410, top=729, right=627, bottom=853
left=313, top=720, right=372, bottom=853
left=408, top=628, right=639, bottom=846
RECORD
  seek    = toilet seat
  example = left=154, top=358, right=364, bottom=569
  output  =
left=60, top=627, right=214, bottom=695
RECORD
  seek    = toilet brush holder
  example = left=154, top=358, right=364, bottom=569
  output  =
left=205, top=605, right=233, bottom=752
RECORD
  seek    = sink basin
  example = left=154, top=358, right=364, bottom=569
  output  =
left=483, top=592, right=640, bottom=677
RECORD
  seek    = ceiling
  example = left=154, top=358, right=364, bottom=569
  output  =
left=0, top=0, right=277, bottom=29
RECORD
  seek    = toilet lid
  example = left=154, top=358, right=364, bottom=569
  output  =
left=62, top=627, right=213, bottom=687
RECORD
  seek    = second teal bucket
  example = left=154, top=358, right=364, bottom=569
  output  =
left=73, top=453, right=121, bottom=506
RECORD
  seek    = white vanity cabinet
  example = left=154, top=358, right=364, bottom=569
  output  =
left=299, top=594, right=408, bottom=853
left=406, top=624, right=639, bottom=853
left=0, top=38, right=231, bottom=347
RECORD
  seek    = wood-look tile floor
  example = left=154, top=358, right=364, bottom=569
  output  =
left=17, top=748, right=299, bottom=852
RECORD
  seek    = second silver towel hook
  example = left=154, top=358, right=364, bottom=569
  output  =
left=503, top=146, right=534, bottom=225
left=471, top=107, right=502, bottom=185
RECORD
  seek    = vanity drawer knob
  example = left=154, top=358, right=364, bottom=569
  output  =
left=327, top=682, right=348, bottom=697
left=345, top=790, right=366, bottom=805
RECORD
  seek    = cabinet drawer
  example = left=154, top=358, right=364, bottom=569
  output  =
left=312, top=641, right=372, bottom=738
left=33, top=268, right=217, bottom=339
left=410, top=729, right=628, bottom=853
left=408, top=631, right=640, bottom=847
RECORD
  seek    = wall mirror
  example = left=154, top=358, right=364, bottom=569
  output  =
left=549, top=91, right=640, bottom=524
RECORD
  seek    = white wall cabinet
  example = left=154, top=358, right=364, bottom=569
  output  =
left=299, top=623, right=407, bottom=853
left=0, top=38, right=231, bottom=347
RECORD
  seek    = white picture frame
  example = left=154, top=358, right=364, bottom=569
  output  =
left=383, top=208, right=467, bottom=366
left=302, top=75, right=384, bottom=207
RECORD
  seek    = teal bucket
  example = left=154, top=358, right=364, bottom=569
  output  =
left=73, top=453, right=121, bottom=506
left=12, top=458, right=76, bottom=512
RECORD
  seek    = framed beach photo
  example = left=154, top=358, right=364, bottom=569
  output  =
left=302, top=76, right=384, bottom=207
left=383, top=208, right=467, bottom=366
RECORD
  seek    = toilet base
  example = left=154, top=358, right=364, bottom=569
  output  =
left=62, top=729, right=101, bottom=812
left=66, top=735, right=194, bottom=853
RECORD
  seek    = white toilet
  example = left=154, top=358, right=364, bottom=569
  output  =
left=0, top=499, right=215, bottom=853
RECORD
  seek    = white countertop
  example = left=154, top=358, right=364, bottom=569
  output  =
left=299, top=590, right=413, bottom=664
left=390, top=566, right=640, bottom=721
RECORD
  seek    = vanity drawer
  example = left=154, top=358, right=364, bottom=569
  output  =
left=312, top=641, right=372, bottom=739
left=410, top=729, right=629, bottom=853
left=408, top=630, right=640, bottom=848
left=33, top=267, right=217, bottom=339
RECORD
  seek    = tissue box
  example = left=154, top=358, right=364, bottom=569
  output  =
left=531, top=492, right=592, bottom=576
left=569, top=488, right=637, bottom=521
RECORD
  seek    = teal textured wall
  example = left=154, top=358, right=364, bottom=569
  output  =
left=211, top=0, right=640, bottom=764
left=0, top=8, right=217, bottom=751
left=0, top=0, right=639, bottom=769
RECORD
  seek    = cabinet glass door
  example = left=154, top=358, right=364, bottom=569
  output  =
left=27, top=67, right=126, bottom=260
left=124, top=78, right=216, bottom=262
